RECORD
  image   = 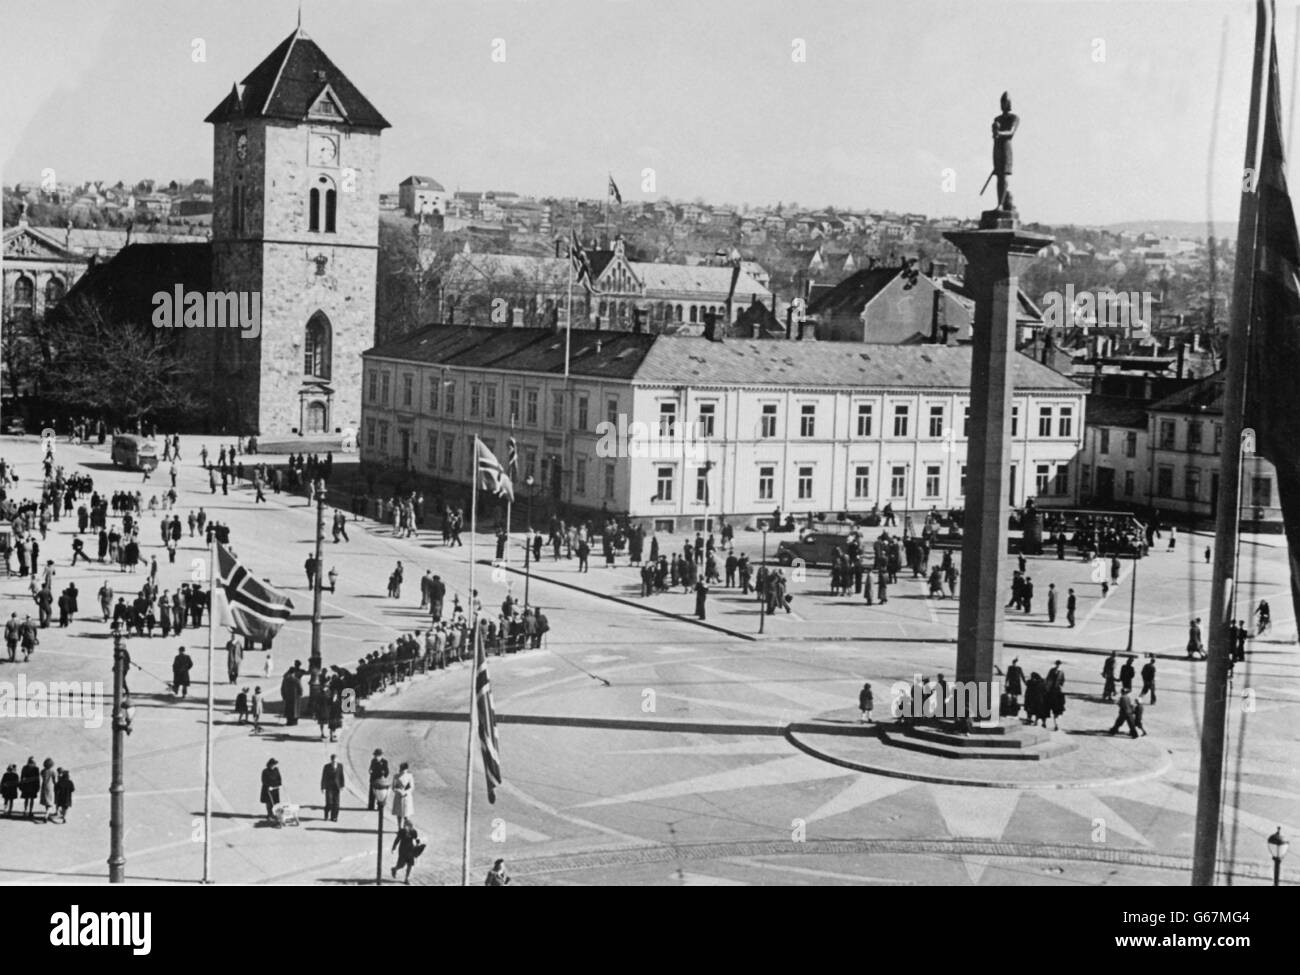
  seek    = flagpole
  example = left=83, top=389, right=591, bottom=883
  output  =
left=202, top=536, right=216, bottom=884
left=565, top=223, right=575, bottom=379
left=1192, top=0, right=1272, bottom=887
left=462, top=451, right=479, bottom=887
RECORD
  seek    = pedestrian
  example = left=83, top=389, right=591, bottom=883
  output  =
left=1066, top=587, right=1077, bottom=628
left=235, top=687, right=249, bottom=724
left=1101, top=651, right=1117, bottom=702
left=320, top=753, right=344, bottom=822
left=1046, top=583, right=1058, bottom=623
left=39, top=757, right=56, bottom=822
left=695, top=580, right=708, bottom=621
left=391, top=761, right=415, bottom=829
left=260, top=758, right=282, bottom=822
left=1023, top=672, right=1047, bottom=728
left=1187, top=617, right=1206, bottom=659
left=485, top=857, right=511, bottom=886
left=1003, top=657, right=1025, bottom=716
left=1044, top=660, right=1066, bottom=731
left=1132, top=699, right=1148, bottom=736
left=52, top=768, right=74, bottom=823
left=368, top=749, right=390, bottom=810
left=172, top=646, right=193, bottom=698
left=1205, top=546, right=1211, bottom=564
left=226, top=636, right=243, bottom=683
left=251, top=686, right=264, bottom=733
left=390, top=819, right=424, bottom=884
left=281, top=661, right=303, bottom=725
left=18, top=757, right=39, bottom=818
left=1119, top=654, right=1136, bottom=694
left=0, top=763, right=17, bottom=816
left=1140, top=654, right=1157, bottom=704
left=1109, top=689, right=1139, bottom=738
left=1022, top=576, right=1034, bottom=614
left=858, top=682, right=874, bottom=722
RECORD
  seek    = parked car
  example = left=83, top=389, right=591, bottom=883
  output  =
left=111, top=434, right=159, bottom=472
left=774, top=531, right=858, bottom=567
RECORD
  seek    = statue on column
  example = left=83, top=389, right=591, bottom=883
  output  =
left=990, top=91, right=1019, bottom=211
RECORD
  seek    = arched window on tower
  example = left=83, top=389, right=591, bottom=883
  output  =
left=309, top=175, right=337, bottom=233
left=304, top=313, right=332, bottom=379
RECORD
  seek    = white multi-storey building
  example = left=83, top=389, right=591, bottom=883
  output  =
left=361, top=326, right=1086, bottom=532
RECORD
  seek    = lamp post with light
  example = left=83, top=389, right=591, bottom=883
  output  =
left=1268, top=827, right=1289, bottom=887
left=108, top=622, right=133, bottom=883
left=373, top=774, right=391, bottom=885
left=523, top=474, right=537, bottom=610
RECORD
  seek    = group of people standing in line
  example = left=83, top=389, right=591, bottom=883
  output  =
left=0, top=757, right=75, bottom=823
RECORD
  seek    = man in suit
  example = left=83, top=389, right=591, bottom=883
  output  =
left=320, top=754, right=345, bottom=822
left=368, top=749, right=390, bottom=811
left=1109, top=689, right=1139, bottom=738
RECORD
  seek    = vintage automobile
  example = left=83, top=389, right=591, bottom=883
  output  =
left=110, top=434, right=160, bottom=472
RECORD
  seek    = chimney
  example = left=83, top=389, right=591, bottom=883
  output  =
left=1177, top=341, right=1186, bottom=379
left=785, top=306, right=793, bottom=340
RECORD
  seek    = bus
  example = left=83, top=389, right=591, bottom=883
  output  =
left=111, top=434, right=160, bottom=472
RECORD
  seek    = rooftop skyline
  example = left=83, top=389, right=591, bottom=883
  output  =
left=0, top=0, right=1284, bottom=226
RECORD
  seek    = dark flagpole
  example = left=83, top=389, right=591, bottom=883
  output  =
left=1192, top=0, right=1272, bottom=887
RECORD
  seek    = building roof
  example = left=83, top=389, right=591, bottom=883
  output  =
left=633, top=262, right=769, bottom=297
left=1084, top=395, right=1149, bottom=429
left=53, top=243, right=213, bottom=323
left=1148, top=372, right=1223, bottom=415
left=443, top=253, right=771, bottom=298
left=366, top=325, right=1084, bottom=392
left=399, top=176, right=445, bottom=190
left=205, top=29, right=390, bottom=129
left=806, top=267, right=902, bottom=316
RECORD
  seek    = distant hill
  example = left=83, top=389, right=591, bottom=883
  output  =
left=1103, top=220, right=1236, bottom=242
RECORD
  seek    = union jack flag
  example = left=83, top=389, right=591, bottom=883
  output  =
left=475, top=635, right=502, bottom=803
left=475, top=437, right=514, bottom=502
left=570, top=229, right=594, bottom=294
left=213, top=543, right=294, bottom=643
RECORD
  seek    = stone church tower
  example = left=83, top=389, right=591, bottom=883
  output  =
left=205, top=27, right=388, bottom=436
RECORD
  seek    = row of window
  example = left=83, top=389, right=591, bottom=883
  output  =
left=8, top=275, right=66, bottom=309
left=1156, top=418, right=1224, bottom=453
left=1095, top=427, right=1141, bottom=458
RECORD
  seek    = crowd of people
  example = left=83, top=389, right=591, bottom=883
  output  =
left=0, top=757, right=75, bottom=823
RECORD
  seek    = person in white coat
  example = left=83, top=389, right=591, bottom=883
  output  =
left=391, top=762, right=414, bottom=829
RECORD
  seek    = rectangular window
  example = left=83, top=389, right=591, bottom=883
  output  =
left=892, top=404, right=909, bottom=437
left=577, top=395, right=589, bottom=431
left=1038, top=406, right=1052, bottom=437
left=959, top=464, right=968, bottom=497
left=890, top=466, right=906, bottom=499
left=853, top=465, right=870, bottom=499
left=606, top=398, right=619, bottom=426
left=797, top=465, right=814, bottom=499
left=1159, top=419, right=1176, bottom=449
left=800, top=404, right=816, bottom=437
left=367, top=371, right=377, bottom=403
left=1058, top=406, right=1073, bottom=438
left=485, top=384, right=497, bottom=419
left=1156, top=465, right=1174, bottom=498
left=378, top=422, right=389, bottom=452
left=696, top=466, right=710, bottom=502
left=697, top=402, right=716, bottom=438
left=1011, top=405, right=1019, bottom=437
left=1185, top=466, right=1201, bottom=501
left=1124, top=470, right=1135, bottom=497
left=1035, top=463, right=1051, bottom=495
left=1081, top=465, right=1091, bottom=494
left=574, top=456, right=587, bottom=496
left=656, top=466, right=674, bottom=502
left=659, top=401, right=677, bottom=436
left=928, top=405, right=944, bottom=438
left=525, top=390, right=538, bottom=425
left=1214, top=424, right=1223, bottom=453
left=856, top=402, right=873, bottom=437
left=761, top=403, right=778, bottom=438
left=604, top=463, right=616, bottom=500
left=758, top=466, right=775, bottom=500
left=440, top=435, right=454, bottom=470
left=522, top=447, right=536, bottom=481
left=509, top=388, right=521, bottom=425
left=550, top=390, right=564, bottom=429
left=1099, top=428, right=1110, bottom=454
left=469, top=383, right=481, bottom=416
left=429, top=381, right=439, bottom=413
left=427, top=431, right=437, bottom=467
left=1188, top=420, right=1202, bottom=450
left=400, top=374, right=413, bottom=408
left=365, top=419, right=375, bottom=447
left=1251, top=476, right=1273, bottom=508
left=962, top=406, right=971, bottom=438
left=925, top=464, right=941, bottom=498
left=445, top=382, right=455, bottom=416
left=1054, top=465, right=1069, bottom=496
left=380, top=373, right=390, bottom=406
left=1125, top=431, right=1138, bottom=458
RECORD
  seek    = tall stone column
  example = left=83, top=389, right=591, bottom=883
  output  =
left=944, top=213, right=1052, bottom=698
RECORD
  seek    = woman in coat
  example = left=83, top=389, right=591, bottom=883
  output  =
left=1023, top=673, right=1048, bottom=728
left=390, top=819, right=423, bottom=884
left=53, top=768, right=74, bottom=823
left=391, top=762, right=414, bottom=828
left=1, top=763, right=19, bottom=815
left=327, top=689, right=344, bottom=742
left=39, top=757, right=56, bottom=822
left=18, top=757, right=39, bottom=817
left=260, top=758, right=282, bottom=821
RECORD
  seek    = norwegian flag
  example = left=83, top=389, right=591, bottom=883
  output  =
left=213, top=543, right=294, bottom=643
left=475, top=636, right=502, bottom=803
left=570, top=229, right=595, bottom=293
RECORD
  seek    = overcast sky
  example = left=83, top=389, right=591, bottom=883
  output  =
left=0, top=0, right=1286, bottom=226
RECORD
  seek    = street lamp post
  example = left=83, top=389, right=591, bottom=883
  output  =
left=373, top=776, right=391, bottom=885
left=1268, top=827, right=1289, bottom=887
left=523, top=474, right=536, bottom=610
left=1125, top=548, right=1138, bottom=655
left=108, top=624, right=129, bottom=883
left=310, top=479, right=326, bottom=669
left=759, top=526, right=768, bottom=634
